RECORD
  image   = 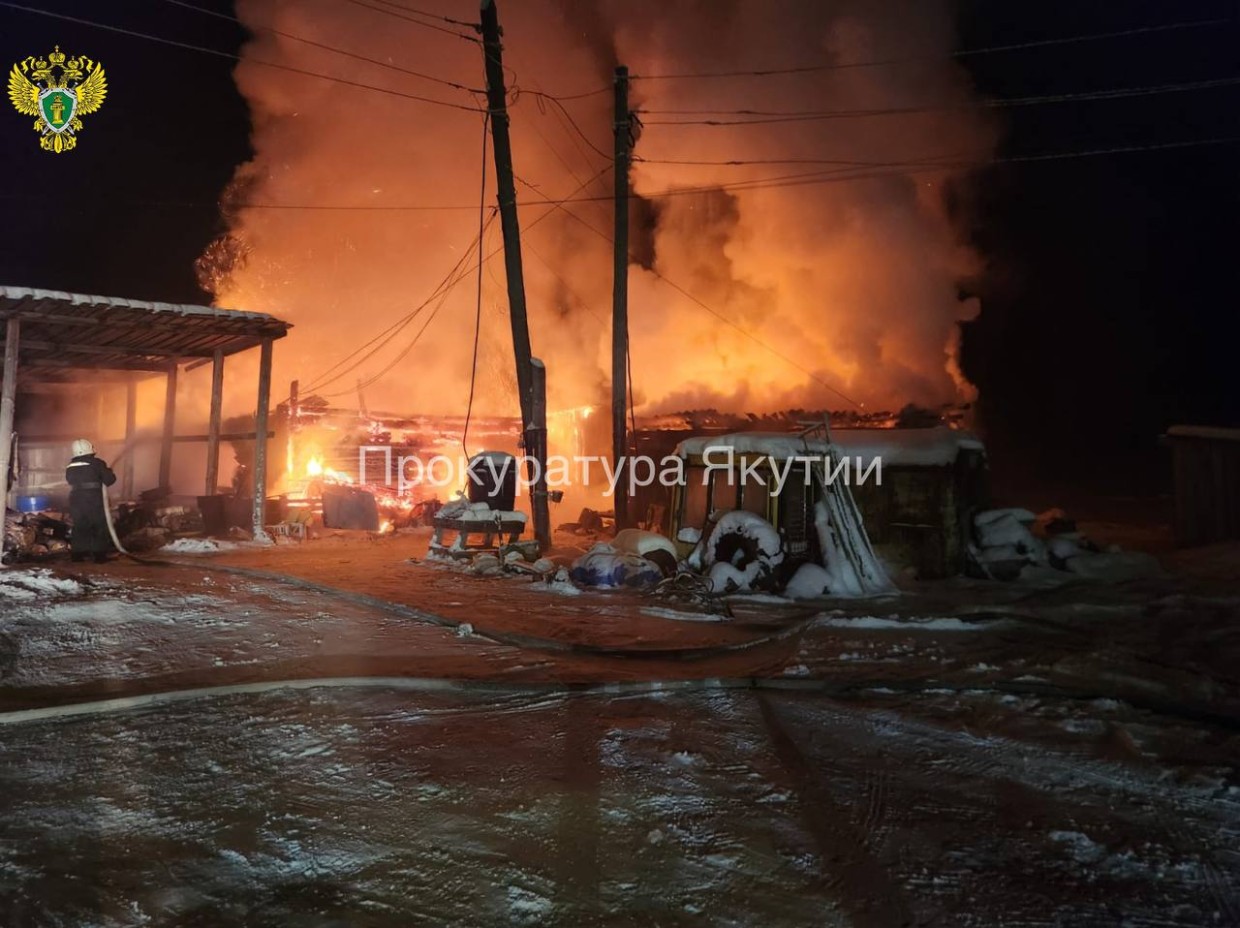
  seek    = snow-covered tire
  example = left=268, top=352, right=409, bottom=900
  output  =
left=703, top=511, right=784, bottom=592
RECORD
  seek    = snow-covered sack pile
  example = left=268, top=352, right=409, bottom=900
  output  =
left=568, top=530, right=680, bottom=589
left=969, top=508, right=1159, bottom=582
left=436, top=498, right=527, bottom=525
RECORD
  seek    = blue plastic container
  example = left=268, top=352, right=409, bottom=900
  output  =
left=16, top=495, right=50, bottom=513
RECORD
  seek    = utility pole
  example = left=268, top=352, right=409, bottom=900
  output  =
left=611, top=65, right=632, bottom=529
left=479, top=0, right=549, bottom=549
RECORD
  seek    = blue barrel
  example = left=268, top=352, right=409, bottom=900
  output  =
left=17, top=495, right=50, bottom=513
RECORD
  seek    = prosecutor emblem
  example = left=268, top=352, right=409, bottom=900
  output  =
left=8, top=46, right=107, bottom=153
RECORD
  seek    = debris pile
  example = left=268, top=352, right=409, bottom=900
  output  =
left=2, top=510, right=70, bottom=561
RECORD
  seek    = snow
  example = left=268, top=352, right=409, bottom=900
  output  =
left=0, top=566, right=1236, bottom=926
left=612, top=528, right=677, bottom=560
left=974, top=512, right=1040, bottom=548
left=812, top=496, right=895, bottom=598
left=784, top=563, right=832, bottom=600
left=812, top=614, right=990, bottom=631
left=675, top=426, right=984, bottom=467
left=163, top=538, right=237, bottom=555
left=704, top=511, right=784, bottom=566
left=0, top=569, right=85, bottom=600
left=640, top=606, right=728, bottom=623
left=975, top=507, right=1037, bottom=527
left=707, top=560, right=760, bottom=594
left=0, top=285, right=279, bottom=323
left=539, top=569, right=583, bottom=596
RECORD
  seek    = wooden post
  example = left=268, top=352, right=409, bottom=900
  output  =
left=0, top=319, right=20, bottom=527
left=286, top=378, right=299, bottom=477
left=205, top=349, right=224, bottom=496
left=122, top=379, right=136, bottom=498
left=252, top=338, right=273, bottom=542
left=529, top=357, right=551, bottom=550
left=159, top=363, right=178, bottom=490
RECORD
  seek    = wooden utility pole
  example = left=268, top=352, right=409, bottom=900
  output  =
left=479, top=0, right=550, bottom=548
left=479, top=0, right=534, bottom=422
left=612, top=65, right=631, bottom=529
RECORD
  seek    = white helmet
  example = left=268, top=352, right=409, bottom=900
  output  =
left=71, top=438, right=95, bottom=457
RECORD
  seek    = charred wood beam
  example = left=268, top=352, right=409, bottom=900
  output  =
left=10, top=356, right=171, bottom=373
left=18, top=431, right=273, bottom=445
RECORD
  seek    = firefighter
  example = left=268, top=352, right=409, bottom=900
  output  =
left=65, top=439, right=117, bottom=563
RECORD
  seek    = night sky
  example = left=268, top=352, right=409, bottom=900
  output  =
left=1, top=0, right=1236, bottom=504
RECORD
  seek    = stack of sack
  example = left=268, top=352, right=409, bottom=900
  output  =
left=969, top=508, right=1045, bottom=580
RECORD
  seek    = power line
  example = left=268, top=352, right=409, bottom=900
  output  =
left=529, top=84, right=612, bottom=102
left=342, top=0, right=480, bottom=43
left=639, top=76, right=1240, bottom=125
left=563, top=137, right=1240, bottom=203
left=298, top=166, right=613, bottom=399
left=355, top=0, right=479, bottom=30
left=2, top=137, right=1231, bottom=219
left=0, top=1, right=484, bottom=112
left=158, top=0, right=482, bottom=94
left=300, top=221, right=490, bottom=396
left=630, top=17, right=1236, bottom=80
left=519, top=91, right=613, bottom=162
left=337, top=169, right=618, bottom=397
left=513, top=176, right=867, bottom=409
left=635, top=154, right=965, bottom=168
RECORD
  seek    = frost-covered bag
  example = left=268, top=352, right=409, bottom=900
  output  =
left=569, top=544, right=663, bottom=589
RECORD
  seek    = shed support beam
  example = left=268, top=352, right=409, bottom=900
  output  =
left=252, top=339, right=273, bottom=542
left=0, top=319, right=20, bottom=540
left=159, top=365, right=178, bottom=490
left=205, top=349, right=224, bottom=496
left=123, top=380, right=136, bottom=498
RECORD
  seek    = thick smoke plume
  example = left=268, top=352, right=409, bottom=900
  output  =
left=205, top=0, right=995, bottom=422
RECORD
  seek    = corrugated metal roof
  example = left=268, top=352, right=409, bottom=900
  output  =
left=0, top=286, right=290, bottom=380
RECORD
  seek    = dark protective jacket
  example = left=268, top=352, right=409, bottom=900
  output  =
left=65, top=454, right=117, bottom=554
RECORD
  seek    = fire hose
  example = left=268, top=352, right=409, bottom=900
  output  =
left=101, top=481, right=130, bottom=558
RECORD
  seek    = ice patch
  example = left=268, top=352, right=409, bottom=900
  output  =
left=641, top=607, right=727, bottom=623
left=506, top=886, right=552, bottom=924
left=1049, top=830, right=1106, bottom=863
left=812, top=614, right=989, bottom=631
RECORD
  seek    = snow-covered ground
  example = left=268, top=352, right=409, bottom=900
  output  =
left=0, top=564, right=1237, bottom=925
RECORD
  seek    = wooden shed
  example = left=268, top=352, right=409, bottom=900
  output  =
left=1165, top=425, right=1240, bottom=547
left=0, top=286, right=290, bottom=539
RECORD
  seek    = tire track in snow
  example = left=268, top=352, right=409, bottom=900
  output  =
left=756, top=693, right=915, bottom=927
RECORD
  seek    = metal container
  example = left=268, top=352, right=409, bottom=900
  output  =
left=16, top=494, right=51, bottom=513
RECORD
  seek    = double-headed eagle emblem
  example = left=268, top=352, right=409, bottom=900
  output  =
left=8, top=47, right=107, bottom=153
